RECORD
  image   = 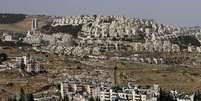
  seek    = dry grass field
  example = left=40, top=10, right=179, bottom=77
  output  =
left=115, top=63, right=201, bottom=92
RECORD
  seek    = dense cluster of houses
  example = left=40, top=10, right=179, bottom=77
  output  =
left=33, top=80, right=197, bottom=101
left=0, top=16, right=201, bottom=66
left=0, top=54, right=42, bottom=73
left=34, top=80, right=160, bottom=101
left=38, top=16, right=201, bottom=57
left=0, top=32, right=26, bottom=42
left=0, top=15, right=199, bottom=67
left=15, top=55, right=42, bottom=73
left=2, top=15, right=201, bottom=57
left=169, top=90, right=195, bottom=101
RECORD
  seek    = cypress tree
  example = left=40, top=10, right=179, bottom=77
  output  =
left=89, top=96, right=95, bottom=101
left=95, top=96, right=101, bottom=101
left=19, top=88, right=25, bottom=101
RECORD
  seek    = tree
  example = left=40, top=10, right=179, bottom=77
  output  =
left=41, top=25, right=82, bottom=37
left=19, top=88, right=25, bottom=101
left=159, top=89, right=175, bottom=101
left=195, top=90, right=201, bottom=101
left=63, top=95, right=69, bottom=101
left=93, top=15, right=97, bottom=19
left=0, top=53, right=8, bottom=62
left=0, top=14, right=25, bottom=24
left=95, top=96, right=101, bottom=101
left=18, top=88, right=34, bottom=101
left=25, top=93, right=34, bottom=101
left=89, top=96, right=95, bottom=101
left=8, top=95, right=17, bottom=101
left=171, top=35, right=201, bottom=48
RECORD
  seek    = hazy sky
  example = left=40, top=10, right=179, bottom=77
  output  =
left=0, top=0, right=201, bottom=26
